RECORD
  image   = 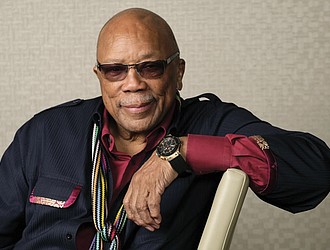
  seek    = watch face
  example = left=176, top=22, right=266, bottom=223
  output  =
left=157, top=136, right=180, bottom=157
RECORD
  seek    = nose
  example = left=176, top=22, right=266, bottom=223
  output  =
left=121, top=66, right=147, bottom=92
left=127, top=65, right=140, bottom=75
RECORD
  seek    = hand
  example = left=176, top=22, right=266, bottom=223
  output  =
left=123, top=152, right=178, bottom=231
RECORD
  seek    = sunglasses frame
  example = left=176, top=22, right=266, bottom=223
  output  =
left=96, top=51, right=180, bottom=82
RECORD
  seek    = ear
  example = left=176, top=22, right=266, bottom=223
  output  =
left=93, top=65, right=103, bottom=82
left=176, top=59, right=185, bottom=91
left=93, top=65, right=99, bottom=76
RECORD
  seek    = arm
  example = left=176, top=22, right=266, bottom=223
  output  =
left=0, top=115, right=43, bottom=247
left=261, top=132, right=330, bottom=212
left=123, top=152, right=178, bottom=231
left=123, top=95, right=330, bottom=230
left=123, top=133, right=274, bottom=231
left=0, top=129, right=30, bottom=247
left=124, top=131, right=330, bottom=231
left=186, top=132, right=330, bottom=212
left=186, top=134, right=276, bottom=195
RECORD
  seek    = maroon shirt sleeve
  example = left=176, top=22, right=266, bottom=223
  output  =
left=186, top=134, right=277, bottom=195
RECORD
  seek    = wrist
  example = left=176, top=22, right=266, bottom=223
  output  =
left=156, top=135, right=191, bottom=175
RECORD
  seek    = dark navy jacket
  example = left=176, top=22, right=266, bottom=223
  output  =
left=1, top=93, right=329, bottom=249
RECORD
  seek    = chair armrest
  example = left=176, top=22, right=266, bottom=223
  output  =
left=198, top=168, right=249, bottom=250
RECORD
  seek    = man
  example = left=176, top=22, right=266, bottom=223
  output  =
left=0, top=7, right=329, bottom=249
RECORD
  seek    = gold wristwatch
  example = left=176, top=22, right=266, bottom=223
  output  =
left=156, top=134, right=191, bottom=175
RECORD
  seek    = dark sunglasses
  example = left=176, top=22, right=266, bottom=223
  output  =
left=96, top=52, right=179, bottom=82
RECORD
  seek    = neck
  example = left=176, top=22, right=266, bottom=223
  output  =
left=111, top=125, right=148, bottom=156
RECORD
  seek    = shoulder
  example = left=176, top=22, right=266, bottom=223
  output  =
left=17, top=97, right=102, bottom=137
left=36, top=96, right=102, bottom=115
left=181, top=93, right=239, bottom=115
left=33, top=96, right=102, bottom=122
left=177, top=93, right=263, bottom=135
left=181, top=93, right=221, bottom=106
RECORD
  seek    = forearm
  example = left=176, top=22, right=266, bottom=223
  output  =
left=260, top=132, right=330, bottom=213
left=181, top=134, right=276, bottom=195
left=180, top=132, right=330, bottom=213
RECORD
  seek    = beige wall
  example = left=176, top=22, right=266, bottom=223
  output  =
left=1, top=0, right=329, bottom=249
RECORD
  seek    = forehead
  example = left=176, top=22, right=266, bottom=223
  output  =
left=97, top=14, right=173, bottom=61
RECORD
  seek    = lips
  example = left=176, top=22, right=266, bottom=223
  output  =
left=120, top=96, right=155, bottom=114
left=124, top=103, right=154, bottom=115
left=124, top=102, right=150, bottom=108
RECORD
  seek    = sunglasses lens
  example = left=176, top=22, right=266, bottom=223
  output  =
left=98, top=60, right=167, bottom=81
left=138, top=61, right=165, bottom=79
left=100, top=64, right=127, bottom=81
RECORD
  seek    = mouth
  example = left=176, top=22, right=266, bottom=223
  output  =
left=120, top=96, right=156, bottom=114
left=123, top=101, right=154, bottom=113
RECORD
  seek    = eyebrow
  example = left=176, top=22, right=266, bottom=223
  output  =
left=100, top=52, right=161, bottom=64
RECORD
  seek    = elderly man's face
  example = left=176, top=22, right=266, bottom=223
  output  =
left=94, top=20, right=184, bottom=137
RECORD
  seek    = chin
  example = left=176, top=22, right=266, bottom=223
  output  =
left=118, top=118, right=148, bottom=131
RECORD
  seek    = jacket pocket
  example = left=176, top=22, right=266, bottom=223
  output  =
left=29, top=176, right=82, bottom=208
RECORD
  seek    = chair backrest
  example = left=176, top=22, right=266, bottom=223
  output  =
left=198, top=168, right=249, bottom=250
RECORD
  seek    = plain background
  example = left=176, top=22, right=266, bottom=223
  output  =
left=0, top=1, right=329, bottom=249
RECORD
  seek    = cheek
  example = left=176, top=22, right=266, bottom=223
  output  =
left=100, top=79, right=124, bottom=103
left=152, top=79, right=177, bottom=117
left=154, top=73, right=178, bottom=96
left=162, top=76, right=179, bottom=101
left=100, top=82, right=120, bottom=111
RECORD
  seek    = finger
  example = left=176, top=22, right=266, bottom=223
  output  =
left=134, top=190, right=161, bottom=229
left=124, top=186, right=159, bottom=230
left=123, top=182, right=141, bottom=221
left=148, top=190, right=162, bottom=225
left=135, top=202, right=160, bottom=230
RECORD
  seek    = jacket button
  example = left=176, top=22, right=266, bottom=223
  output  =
left=66, top=233, right=73, bottom=240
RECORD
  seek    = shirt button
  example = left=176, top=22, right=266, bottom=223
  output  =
left=66, top=233, right=73, bottom=240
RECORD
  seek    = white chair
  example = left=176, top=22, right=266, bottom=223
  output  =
left=198, top=168, right=249, bottom=250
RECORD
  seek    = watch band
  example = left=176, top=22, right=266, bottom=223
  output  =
left=170, top=154, right=191, bottom=175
